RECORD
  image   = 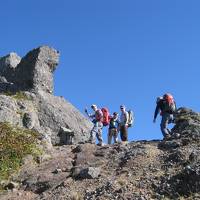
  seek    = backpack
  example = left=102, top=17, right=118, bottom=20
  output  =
left=163, top=94, right=176, bottom=113
left=101, top=108, right=110, bottom=126
left=127, top=110, right=134, bottom=127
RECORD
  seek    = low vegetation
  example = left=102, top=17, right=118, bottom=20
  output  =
left=0, top=122, right=41, bottom=182
left=2, top=91, right=30, bottom=100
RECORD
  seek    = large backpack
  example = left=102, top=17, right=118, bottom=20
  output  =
left=163, top=94, right=176, bottom=113
left=127, top=110, right=134, bottom=127
left=101, top=108, right=110, bottom=126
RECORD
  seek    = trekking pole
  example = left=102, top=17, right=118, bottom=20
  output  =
left=85, top=107, right=89, bottom=118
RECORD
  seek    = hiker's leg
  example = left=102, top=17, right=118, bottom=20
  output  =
left=89, top=129, right=96, bottom=143
left=96, top=129, right=103, bottom=145
left=169, top=114, right=174, bottom=124
left=89, top=123, right=98, bottom=143
left=123, top=125, right=128, bottom=141
left=120, top=126, right=124, bottom=141
left=113, top=129, right=118, bottom=143
left=96, top=122, right=103, bottom=145
left=167, top=128, right=171, bottom=135
left=160, top=113, right=170, bottom=137
left=168, top=114, right=174, bottom=135
left=120, top=125, right=127, bottom=141
left=108, top=129, right=112, bottom=144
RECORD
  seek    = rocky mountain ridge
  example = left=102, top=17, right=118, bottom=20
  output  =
left=1, top=109, right=200, bottom=199
left=0, top=47, right=200, bottom=200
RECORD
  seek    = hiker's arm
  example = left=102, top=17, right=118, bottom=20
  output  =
left=85, top=109, right=94, bottom=118
left=117, top=120, right=120, bottom=131
left=89, top=114, right=95, bottom=118
left=174, top=101, right=177, bottom=111
left=125, top=112, right=129, bottom=125
left=153, top=104, right=160, bottom=122
left=85, top=108, right=89, bottom=117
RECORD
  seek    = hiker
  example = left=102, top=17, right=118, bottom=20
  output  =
left=119, top=105, right=129, bottom=142
left=85, top=104, right=104, bottom=146
left=153, top=93, right=177, bottom=139
left=108, top=112, right=120, bottom=144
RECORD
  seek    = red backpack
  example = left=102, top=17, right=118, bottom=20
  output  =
left=164, top=94, right=174, bottom=104
left=101, top=108, right=110, bottom=126
left=163, top=93, right=176, bottom=113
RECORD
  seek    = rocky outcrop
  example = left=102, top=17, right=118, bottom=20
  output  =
left=172, top=107, right=200, bottom=139
left=0, top=46, right=92, bottom=145
left=0, top=52, right=21, bottom=81
left=14, top=46, right=59, bottom=94
left=156, top=108, right=200, bottom=198
left=0, top=46, right=59, bottom=94
left=0, top=52, right=21, bottom=92
left=35, top=90, right=91, bottom=145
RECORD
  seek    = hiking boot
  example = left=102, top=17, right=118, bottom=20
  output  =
left=173, top=133, right=181, bottom=139
left=88, top=139, right=95, bottom=144
left=164, top=134, right=171, bottom=140
left=97, top=143, right=104, bottom=146
left=121, top=141, right=129, bottom=145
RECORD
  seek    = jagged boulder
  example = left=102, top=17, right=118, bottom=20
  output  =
left=75, top=167, right=101, bottom=179
left=0, top=52, right=21, bottom=79
left=172, top=107, right=200, bottom=140
left=35, top=90, right=92, bottom=145
left=0, top=46, right=92, bottom=145
left=14, top=46, right=59, bottom=94
left=0, top=53, right=21, bottom=92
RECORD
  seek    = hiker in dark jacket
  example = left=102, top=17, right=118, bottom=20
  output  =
left=108, top=112, right=120, bottom=144
left=153, top=94, right=177, bottom=139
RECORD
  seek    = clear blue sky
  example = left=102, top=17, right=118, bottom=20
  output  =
left=1, top=1, right=200, bottom=141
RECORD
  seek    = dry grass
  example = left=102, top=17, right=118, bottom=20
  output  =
left=71, top=191, right=83, bottom=200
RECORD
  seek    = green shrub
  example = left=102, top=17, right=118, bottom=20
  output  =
left=0, top=122, right=41, bottom=180
left=2, top=91, right=30, bottom=100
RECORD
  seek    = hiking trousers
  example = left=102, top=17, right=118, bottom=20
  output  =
left=108, top=128, right=118, bottom=144
left=120, top=125, right=128, bottom=141
left=160, top=113, right=174, bottom=137
left=90, top=121, right=103, bottom=144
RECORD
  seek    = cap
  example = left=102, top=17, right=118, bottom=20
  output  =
left=113, top=112, right=118, bottom=115
left=120, top=105, right=125, bottom=109
left=91, top=104, right=97, bottom=109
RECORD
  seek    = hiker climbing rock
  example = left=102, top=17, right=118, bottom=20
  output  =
left=85, top=104, right=104, bottom=146
left=108, top=112, right=120, bottom=144
left=153, top=93, right=177, bottom=139
left=119, top=105, right=129, bottom=142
